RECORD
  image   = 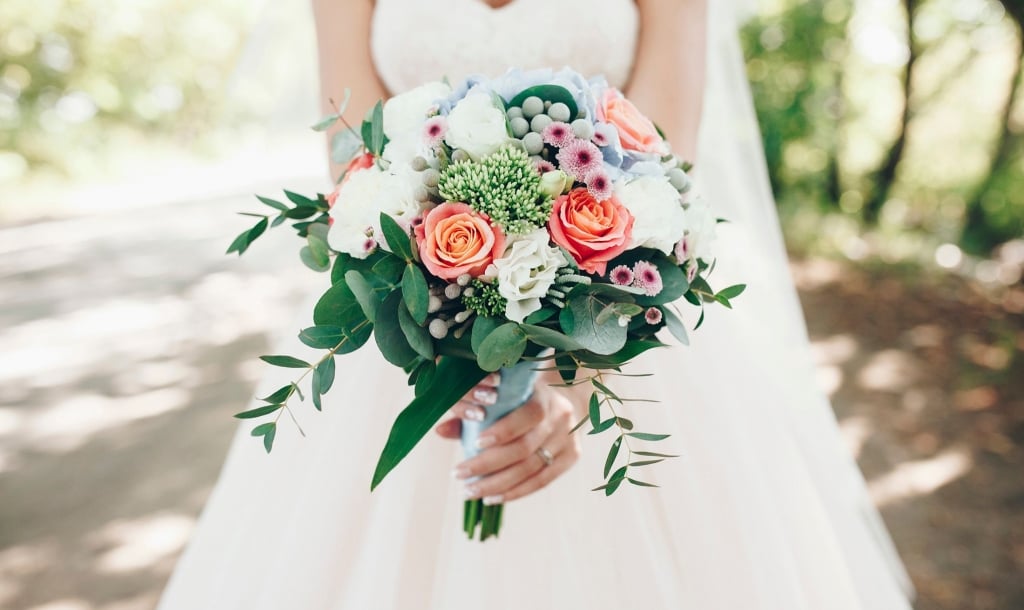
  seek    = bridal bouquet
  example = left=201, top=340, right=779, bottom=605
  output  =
left=228, top=68, right=743, bottom=540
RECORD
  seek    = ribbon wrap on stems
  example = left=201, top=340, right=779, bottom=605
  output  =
left=460, top=359, right=541, bottom=541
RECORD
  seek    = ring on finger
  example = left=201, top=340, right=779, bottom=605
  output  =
left=535, top=446, right=554, bottom=467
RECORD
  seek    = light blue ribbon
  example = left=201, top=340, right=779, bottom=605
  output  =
left=460, top=360, right=540, bottom=460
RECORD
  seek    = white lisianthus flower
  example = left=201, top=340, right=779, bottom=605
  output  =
left=444, top=91, right=510, bottom=160
left=486, top=229, right=567, bottom=323
left=676, top=196, right=717, bottom=262
left=538, top=170, right=571, bottom=198
left=382, top=81, right=450, bottom=165
left=327, top=165, right=429, bottom=259
left=615, top=175, right=686, bottom=254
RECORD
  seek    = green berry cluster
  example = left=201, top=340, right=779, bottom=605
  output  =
left=461, top=279, right=507, bottom=318
left=437, top=146, right=552, bottom=235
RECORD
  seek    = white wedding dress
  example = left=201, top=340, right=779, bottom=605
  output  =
left=159, top=1, right=915, bottom=608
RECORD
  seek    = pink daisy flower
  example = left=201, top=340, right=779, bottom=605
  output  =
left=584, top=168, right=613, bottom=201
left=645, top=307, right=663, bottom=325
left=533, top=159, right=556, bottom=174
left=632, top=260, right=663, bottom=296
left=363, top=237, right=378, bottom=253
left=556, top=139, right=603, bottom=180
left=542, top=122, right=574, bottom=148
left=422, top=116, right=448, bottom=148
left=610, top=265, right=634, bottom=286
left=592, top=122, right=616, bottom=147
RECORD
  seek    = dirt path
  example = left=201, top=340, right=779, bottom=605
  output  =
left=0, top=196, right=1020, bottom=610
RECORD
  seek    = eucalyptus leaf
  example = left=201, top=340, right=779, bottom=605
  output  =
left=260, top=355, right=310, bottom=368
left=477, top=323, right=528, bottom=372
left=379, top=213, right=415, bottom=261
left=626, top=432, right=671, bottom=441
left=284, top=190, right=318, bottom=208
left=374, top=290, right=419, bottom=367
left=402, top=264, right=430, bottom=325
left=660, top=307, right=689, bottom=346
left=627, top=478, right=659, bottom=488
left=588, top=393, right=601, bottom=428
left=260, top=385, right=294, bottom=404
left=300, top=245, right=330, bottom=272
left=718, top=284, right=747, bottom=300
left=563, top=292, right=628, bottom=355
left=345, top=270, right=381, bottom=323
left=603, top=436, right=622, bottom=478
left=316, top=356, right=336, bottom=394
left=471, top=317, right=500, bottom=355
left=519, top=324, right=582, bottom=352
left=256, top=195, right=289, bottom=211
left=369, top=100, right=386, bottom=156
left=311, top=113, right=339, bottom=131
left=331, top=129, right=364, bottom=165
left=298, top=325, right=345, bottom=349
left=397, top=301, right=434, bottom=360
left=234, top=404, right=283, bottom=419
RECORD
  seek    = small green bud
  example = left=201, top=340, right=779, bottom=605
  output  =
left=510, top=116, right=530, bottom=138
left=522, top=96, right=544, bottom=118
left=548, top=102, right=571, bottom=122
left=522, top=132, right=544, bottom=155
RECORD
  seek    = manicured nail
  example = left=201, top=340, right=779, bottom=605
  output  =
left=473, top=388, right=497, bottom=406
left=463, top=485, right=481, bottom=499
left=482, top=495, right=503, bottom=506
left=464, top=406, right=485, bottom=421
left=475, top=436, right=495, bottom=449
left=452, top=465, right=470, bottom=479
left=484, top=372, right=501, bottom=386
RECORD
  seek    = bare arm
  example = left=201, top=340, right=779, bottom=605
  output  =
left=626, top=0, right=708, bottom=163
left=311, top=0, right=389, bottom=176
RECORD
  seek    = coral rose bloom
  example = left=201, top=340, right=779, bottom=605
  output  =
left=415, top=202, right=506, bottom=280
left=548, top=188, right=634, bottom=276
left=596, top=88, right=665, bottom=154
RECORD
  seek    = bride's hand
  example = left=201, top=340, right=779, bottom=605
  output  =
left=434, top=375, right=581, bottom=504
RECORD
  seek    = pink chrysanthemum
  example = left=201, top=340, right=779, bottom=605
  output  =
left=533, top=159, right=556, bottom=174
left=422, top=116, right=448, bottom=148
left=584, top=168, right=613, bottom=201
left=542, top=122, right=574, bottom=148
left=592, top=122, right=614, bottom=147
left=610, top=264, right=634, bottom=286
left=632, top=260, right=663, bottom=296
left=556, top=139, right=603, bottom=180
left=645, top=307, right=663, bottom=325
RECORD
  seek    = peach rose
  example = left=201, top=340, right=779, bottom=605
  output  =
left=415, top=202, right=506, bottom=280
left=596, top=88, right=665, bottom=154
left=548, top=188, right=634, bottom=276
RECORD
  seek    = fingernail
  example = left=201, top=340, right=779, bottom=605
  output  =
left=463, top=485, right=480, bottom=499
left=475, top=436, right=495, bottom=449
left=482, top=495, right=503, bottom=506
left=472, top=389, right=497, bottom=406
left=485, top=372, right=501, bottom=386
left=465, top=406, right=485, bottom=422
left=452, top=465, right=470, bottom=479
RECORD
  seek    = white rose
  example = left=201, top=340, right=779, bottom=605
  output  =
left=382, top=81, right=450, bottom=165
left=444, top=91, right=510, bottom=160
left=615, top=175, right=686, bottom=254
left=327, top=165, right=429, bottom=258
left=680, top=196, right=716, bottom=261
left=328, top=167, right=386, bottom=258
left=487, top=229, right=567, bottom=323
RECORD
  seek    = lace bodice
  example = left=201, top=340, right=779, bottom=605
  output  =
left=371, top=0, right=639, bottom=94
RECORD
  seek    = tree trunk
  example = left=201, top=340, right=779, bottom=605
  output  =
left=961, top=8, right=1024, bottom=252
left=863, top=0, right=918, bottom=223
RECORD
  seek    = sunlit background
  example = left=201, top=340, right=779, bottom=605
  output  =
left=1, top=0, right=1021, bottom=609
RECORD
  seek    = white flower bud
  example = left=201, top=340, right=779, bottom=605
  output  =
left=538, top=170, right=571, bottom=199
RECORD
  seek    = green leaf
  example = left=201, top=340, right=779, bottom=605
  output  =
left=523, top=307, right=557, bottom=324
left=311, top=113, right=339, bottom=131
left=251, top=422, right=277, bottom=453
left=307, top=229, right=331, bottom=262
left=629, top=459, right=665, bottom=467
left=316, top=356, right=336, bottom=394
left=225, top=229, right=250, bottom=255
left=627, top=478, right=659, bottom=488
left=717, top=284, right=746, bottom=300
left=588, top=417, right=617, bottom=434
left=616, top=417, right=634, bottom=430
left=331, top=129, right=364, bottom=165
left=300, top=245, right=330, bottom=272
left=506, top=84, right=579, bottom=120
left=398, top=301, right=434, bottom=360
left=256, top=195, right=288, bottom=211
left=402, top=264, right=430, bottom=325
left=573, top=339, right=666, bottom=368
left=588, top=392, right=601, bottom=428
left=260, top=355, right=310, bottom=368
left=633, top=450, right=679, bottom=458
left=260, top=384, right=293, bottom=404
left=234, top=404, right=283, bottom=419
left=477, top=323, right=528, bottom=372
left=284, top=190, right=318, bottom=208
left=313, top=280, right=368, bottom=328
left=371, top=357, right=488, bottom=490
left=607, top=465, right=628, bottom=484
left=555, top=353, right=577, bottom=383
left=660, top=307, right=689, bottom=346
left=414, top=359, right=437, bottom=397
left=595, top=302, right=643, bottom=325
left=298, top=325, right=344, bottom=349
left=519, top=324, right=582, bottom=352
left=285, top=207, right=318, bottom=220
left=714, top=293, right=734, bottom=309
left=471, top=316, right=500, bottom=355
left=344, top=270, right=381, bottom=323
left=379, top=213, right=415, bottom=261
left=369, top=99, right=386, bottom=156
left=569, top=413, right=590, bottom=433
left=626, top=432, right=671, bottom=441
left=694, top=307, right=706, bottom=330
left=603, top=436, right=622, bottom=478
left=562, top=292, right=629, bottom=355
left=374, top=289, right=419, bottom=367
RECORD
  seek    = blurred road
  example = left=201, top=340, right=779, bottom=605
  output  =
left=0, top=194, right=1021, bottom=610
